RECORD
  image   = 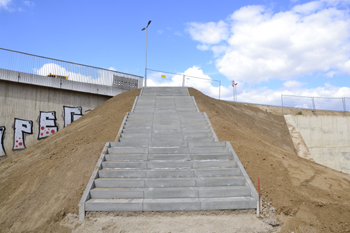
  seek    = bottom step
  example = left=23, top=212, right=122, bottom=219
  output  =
left=85, top=197, right=257, bottom=212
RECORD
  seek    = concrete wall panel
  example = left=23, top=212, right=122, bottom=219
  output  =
left=309, top=116, right=323, bottom=148
left=289, top=115, right=350, bottom=174
left=0, top=80, right=111, bottom=157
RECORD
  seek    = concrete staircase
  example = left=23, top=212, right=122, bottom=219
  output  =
left=79, top=87, right=258, bottom=220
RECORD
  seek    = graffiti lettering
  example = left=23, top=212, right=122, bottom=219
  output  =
left=38, top=111, right=58, bottom=140
left=0, top=126, right=6, bottom=156
left=13, top=118, right=33, bottom=150
left=63, top=106, right=82, bottom=127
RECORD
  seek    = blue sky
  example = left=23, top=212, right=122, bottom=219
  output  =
left=0, top=0, right=349, bottom=107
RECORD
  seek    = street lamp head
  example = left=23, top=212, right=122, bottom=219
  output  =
left=147, top=20, right=151, bottom=26
left=142, top=28, right=146, bottom=31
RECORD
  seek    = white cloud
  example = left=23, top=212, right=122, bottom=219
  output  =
left=148, top=66, right=350, bottom=111
left=186, top=20, right=229, bottom=44
left=147, top=66, right=222, bottom=99
left=186, top=0, right=350, bottom=85
left=0, top=0, right=12, bottom=9
left=283, top=80, right=304, bottom=88
left=36, top=63, right=114, bottom=85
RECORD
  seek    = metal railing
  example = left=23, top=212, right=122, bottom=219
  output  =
left=146, top=68, right=221, bottom=99
left=281, top=94, right=349, bottom=115
left=0, top=48, right=143, bottom=88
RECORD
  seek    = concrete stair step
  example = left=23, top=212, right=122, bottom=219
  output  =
left=110, top=141, right=189, bottom=148
left=147, top=161, right=192, bottom=169
left=85, top=198, right=143, bottom=211
left=198, top=186, right=251, bottom=198
left=147, top=154, right=191, bottom=161
left=95, top=178, right=145, bottom=188
left=104, top=153, right=233, bottom=161
left=190, top=153, right=233, bottom=160
left=98, top=168, right=194, bottom=178
left=142, top=198, right=201, bottom=211
left=107, top=147, right=148, bottom=154
left=194, top=168, right=242, bottom=177
left=196, top=177, right=246, bottom=187
left=90, top=187, right=144, bottom=199
left=101, top=161, right=146, bottom=169
left=146, top=178, right=195, bottom=187
left=188, top=141, right=226, bottom=147
left=99, top=169, right=147, bottom=178
left=85, top=197, right=256, bottom=212
left=95, top=176, right=247, bottom=188
left=193, top=161, right=237, bottom=169
left=200, top=197, right=257, bottom=210
left=105, top=154, right=147, bottom=161
left=90, top=186, right=251, bottom=199
left=144, top=187, right=198, bottom=198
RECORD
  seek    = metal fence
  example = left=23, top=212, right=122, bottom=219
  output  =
left=146, top=68, right=221, bottom=99
left=0, top=48, right=143, bottom=88
left=281, top=94, right=349, bottom=115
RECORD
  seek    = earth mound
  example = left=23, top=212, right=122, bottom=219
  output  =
left=0, top=87, right=349, bottom=232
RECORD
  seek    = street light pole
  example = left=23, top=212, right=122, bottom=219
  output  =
left=142, top=20, right=151, bottom=87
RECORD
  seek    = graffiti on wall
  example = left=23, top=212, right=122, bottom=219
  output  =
left=13, top=118, right=33, bottom=150
left=0, top=126, right=5, bottom=156
left=0, top=106, right=83, bottom=156
left=38, top=111, right=58, bottom=140
left=64, top=106, right=82, bottom=127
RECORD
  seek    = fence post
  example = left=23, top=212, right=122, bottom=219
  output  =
left=312, top=97, right=316, bottom=115
left=281, top=95, right=284, bottom=115
left=182, top=75, right=185, bottom=87
left=343, top=97, right=347, bottom=116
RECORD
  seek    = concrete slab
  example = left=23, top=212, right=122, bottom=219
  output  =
left=143, top=198, right=201, bottom=211
left=85, top=198, right=143, bottom=211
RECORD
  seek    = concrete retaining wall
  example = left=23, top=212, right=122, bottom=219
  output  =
left=286, top=115, right=350, bottom=174
left=0, top=80, right=111, bottom=157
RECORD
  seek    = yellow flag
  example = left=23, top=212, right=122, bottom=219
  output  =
left=161, top=75, right=166, bottom=79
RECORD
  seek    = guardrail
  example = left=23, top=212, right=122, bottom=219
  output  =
left=281, top=94, right=349, bottom=116
left=0, top=48, right=143, bottom=89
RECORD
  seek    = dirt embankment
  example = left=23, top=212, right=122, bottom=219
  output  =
left=189, top=88, right=350, bottom=233
left=0, top=89, right=140, bottom=233
left=1, top=87, right=350, bottom=233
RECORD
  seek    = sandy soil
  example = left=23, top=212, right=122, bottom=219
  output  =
left=0, top=89, right=140, bottom=232
left=1, top=87, right=350, bottom=233
left=60, top=210, right=274, bottom=233
left=189, top=88, right=350, bottom=233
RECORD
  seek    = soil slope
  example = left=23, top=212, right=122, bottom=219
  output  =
left=1, top=87, right=350, bottom=233
left=0, top=89, right=140, bottom=232
left=189, top=88, right=350, bottom=233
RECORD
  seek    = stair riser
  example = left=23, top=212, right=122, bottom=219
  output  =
left=101, top=162, right=146, bottom=169
left=85, top=202, right=143, bottom=212
left=95, top=180, right=144, bottom=188
left=194, top=168, right=241, bottom=176
left=105, top=154, right=147, bottom=161
left=90, top=190, right=144, bottom=199
left=107, top=148, right=148, bottom=154
left=196, top=178, right=246, bottom=187
left=99, top=170, right=147, bottom=178
left=201, top=199, right=257, bottom=210
left=198, top=189, right=251, bottom=198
